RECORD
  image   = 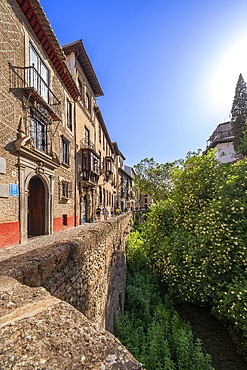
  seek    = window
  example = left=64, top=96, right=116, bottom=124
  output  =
left=85, top=127, right=90, bottom=146
left=94, top=125, right=96, bottom=145
left=99, top=125, right=101, bottom=143
left=30, top=112, right=47, bottom=153
left=85, top=92, right=90, bottom=110
left=119, top=157, right=123, bottom=168
left=61, top=181, right=72, bottom=200
left=62, top=214, right=68, bottom=226
left=82, top=150, right=99, bottom=175
left=105, top=156, right=113, bottom=173
left=67, top=99, right=72, bottom=131
left=99, top=150, right=101, bottom=170
left=82, top=152, right=87, bottom=170
left=62, top=182, right=69, bottom=198
left=91, top=153, right=99, bottom=173
left=62, top=137, right=70, bottom=165
left=78, top=79, right=83, bottom=97
left=29, top=43, right=49, bottom=102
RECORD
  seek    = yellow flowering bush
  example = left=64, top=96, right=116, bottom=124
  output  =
left=143, top=150, right=247, bottom=342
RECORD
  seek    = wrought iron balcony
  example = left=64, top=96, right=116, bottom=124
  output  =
left=104, top=155, right=114, bottom=172
left=81, top=170, right=99, bottom=184
left=80, top=138, right=96, bottom=151
left=9, top=63, right=61, bottom=121
left=81, top=145, right=100, bottom=186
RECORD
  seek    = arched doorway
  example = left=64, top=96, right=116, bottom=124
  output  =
left=28, top=176, right=46, bottom=237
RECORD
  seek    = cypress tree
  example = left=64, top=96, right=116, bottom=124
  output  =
left=231, top=73, right=247, bottom=155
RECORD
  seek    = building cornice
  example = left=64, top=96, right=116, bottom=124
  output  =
left=62, top=40, right=103, bottom=97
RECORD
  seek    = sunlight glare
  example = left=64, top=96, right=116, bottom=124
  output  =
left=210, top=34, right=247, bottom=120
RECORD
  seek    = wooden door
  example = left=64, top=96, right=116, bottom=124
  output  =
left=28, top=176, right=45, bottom=237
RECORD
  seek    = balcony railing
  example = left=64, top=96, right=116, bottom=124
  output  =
left=104, top=156, right=114, bottom=173
left=81, top=146, right=100, bottom=186
left=9, top=63, right=61, bottom=121
left=81, top=170, right=99, bottom=185
left=80, top=138, right=96, bottom=151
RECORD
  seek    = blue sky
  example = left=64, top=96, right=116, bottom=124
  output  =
left=40, top=0, right=247, bottom=166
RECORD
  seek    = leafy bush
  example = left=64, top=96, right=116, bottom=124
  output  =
left=212, top=278, right=247, bottom=340
left=143, top=151, right=247, bottom=343
left=114, top=230, right=214, bottom=370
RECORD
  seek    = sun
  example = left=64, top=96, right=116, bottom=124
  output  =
left=210, top=34, right=247, bottom=119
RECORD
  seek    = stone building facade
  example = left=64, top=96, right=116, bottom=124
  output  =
left=95, top=109, right=116, bottom=215
left=62, top=40, right=118, bottom=222
left=0, top=0, right=80, bottom=248
left=63, top=40, right=103, bottom=223
left=0, top=0, right=138, bottom=248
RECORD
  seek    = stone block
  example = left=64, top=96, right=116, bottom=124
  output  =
left=0, top=184, right=8, bottom=198
left=0, top=157, right=6, bottom=174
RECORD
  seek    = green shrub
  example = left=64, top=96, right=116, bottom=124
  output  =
left=212, top=278, right=247, bottom=340
left=114, top=230, right=214, bottom=370
left=142, top=151, right=247, bottom=352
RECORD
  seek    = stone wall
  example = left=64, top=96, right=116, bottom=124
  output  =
left=0, top=0, right=24, bottom=234
left=0, top=275, right=142, bottom=369
left=0, top=213, right=132, bottom=331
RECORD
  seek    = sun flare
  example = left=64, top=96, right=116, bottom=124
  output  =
left=210, top=34, right=247, bottom=119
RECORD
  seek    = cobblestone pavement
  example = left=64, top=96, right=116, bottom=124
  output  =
left=0, top=221, right=103, bottom=263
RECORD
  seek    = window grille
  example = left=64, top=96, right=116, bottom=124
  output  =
left=67, top=100, right=72, bottom=131
left=61, top=180, right=72, bottom=199
left=30, top=109, right=49, bottom=153
left=62, top=137, right=70, bottom=165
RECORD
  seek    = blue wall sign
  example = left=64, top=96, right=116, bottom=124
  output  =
left=9, top=183, right=19, bottom=197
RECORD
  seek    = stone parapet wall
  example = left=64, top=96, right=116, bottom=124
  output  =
left=0, top=213, right=132, bottom=331
left=0, top=275, right=142, bottom=369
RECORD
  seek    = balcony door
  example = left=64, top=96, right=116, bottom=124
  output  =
left=30, top=111, right=48, bottom=153
left=29, top=43, right=49, bottom=102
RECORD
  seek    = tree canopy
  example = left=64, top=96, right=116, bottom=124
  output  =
left=231, top=73, right=247, bottom=155
left=133, top=157, right=181, bottom=202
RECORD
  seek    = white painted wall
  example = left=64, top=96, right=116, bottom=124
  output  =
left=215, top=142, right=237, bottom=163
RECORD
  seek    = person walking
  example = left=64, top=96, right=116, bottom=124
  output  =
left=102, top=206, right=108, bottom=221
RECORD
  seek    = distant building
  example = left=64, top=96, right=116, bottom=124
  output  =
left=139, top=194, right=154, bottom=210
left=124, top=165, right=138, bottom=211
left=112, top=143, right=138, bottom=212
left=205, top=121, right=237, bottom=163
